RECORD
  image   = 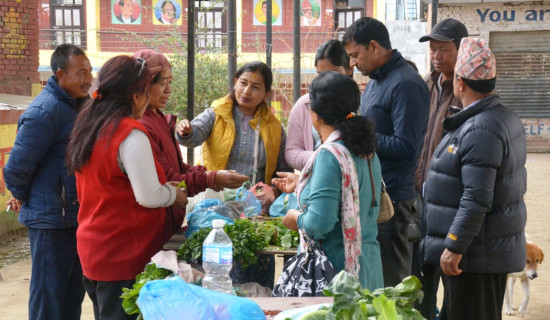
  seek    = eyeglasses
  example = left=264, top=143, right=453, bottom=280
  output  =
left=136, top=58, right=147, bottom=77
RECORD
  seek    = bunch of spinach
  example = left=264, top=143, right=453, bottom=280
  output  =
left=178, top=217, right=299, bottom=269
left=301, top=271, right=425, bottom=320
left=120, top=263, right=174, bottom=319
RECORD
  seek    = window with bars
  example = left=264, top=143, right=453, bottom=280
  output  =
left=195, top=0, right=227, bottom=50
left=49, top=0, right=85, bottom=48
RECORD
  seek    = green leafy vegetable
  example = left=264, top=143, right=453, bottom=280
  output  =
left=120, top=263, right=174, bottom=318
left=177, top=180, right=187, bottom=189
left=302, top=271, right=426, bottom=320
left=177, top=217, right=299, bottom=269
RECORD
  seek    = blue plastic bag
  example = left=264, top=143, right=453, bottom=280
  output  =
left=269, top=193, right=299, bottom=217
left=235, top=185, right=262, bottom=217
left=185, top=201, right=251, bottom=238
left=195, top=198, right=222, bottom=211
left=138, top=276, right=267, bottom=320
left=185, top=198, right=232, bottom=238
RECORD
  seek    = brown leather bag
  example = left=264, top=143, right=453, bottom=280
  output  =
left=367, top=158, right=394, bottom=224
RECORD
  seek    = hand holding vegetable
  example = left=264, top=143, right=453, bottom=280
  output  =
left=168, top=181, right=188, bottom=208
left=272, top=171, right=299, bottom=194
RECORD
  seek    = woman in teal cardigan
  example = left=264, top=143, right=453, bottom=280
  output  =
left=273, top=71, right=384, bottom=291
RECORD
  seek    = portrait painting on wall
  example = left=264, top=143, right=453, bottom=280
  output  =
left=253, top=0, right=283, bottom=26
left=153, top=0, right=183, bottom=25
left=301, top=0, right=321, bottom=26
left=112, top=0, right=142, bottom=24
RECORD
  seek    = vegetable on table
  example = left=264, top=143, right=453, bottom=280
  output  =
left=300, top=271, right=426, bottom=320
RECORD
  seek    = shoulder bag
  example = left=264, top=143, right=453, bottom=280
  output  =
left=367, top=157, right=394, bottom=224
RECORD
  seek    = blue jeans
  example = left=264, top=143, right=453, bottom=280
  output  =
left=28, top=227, right=85, bottom=320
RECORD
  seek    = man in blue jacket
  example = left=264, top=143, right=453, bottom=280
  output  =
left=420, top=38, right=527, bottom=319
left=342, top=17, right=429, bottom=287
left=4, top=44, right=92, bottom=320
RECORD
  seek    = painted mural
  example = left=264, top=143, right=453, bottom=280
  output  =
left=253, top=0, right=283, bottom=26
left=153, top=0, right=183, bottom=25
left=112, top=0, right=142, bottom=25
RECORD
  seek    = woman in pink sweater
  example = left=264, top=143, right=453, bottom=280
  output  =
left=285, top=40, right=354, bottom=170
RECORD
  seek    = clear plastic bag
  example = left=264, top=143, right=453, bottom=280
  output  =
left=137, top=276, right=267, bottom=320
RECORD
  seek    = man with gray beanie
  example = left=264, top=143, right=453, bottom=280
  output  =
left=413, top=18, right=468, bottom=319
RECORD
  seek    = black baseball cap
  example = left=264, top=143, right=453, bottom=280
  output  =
left=419, top=18, right=468, bottom=42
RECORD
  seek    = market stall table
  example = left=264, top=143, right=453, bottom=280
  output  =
left=250, top=297, right=332, bottom=318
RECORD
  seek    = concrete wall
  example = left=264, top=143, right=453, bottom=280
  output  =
left=0, top=0, right=40, bottom=96
left=438, top=1, right=550, bottom=39
left=386, top=20, right=429, bottom=75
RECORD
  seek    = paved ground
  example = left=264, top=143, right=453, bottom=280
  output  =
left=1, top=153, right=549, bottom=319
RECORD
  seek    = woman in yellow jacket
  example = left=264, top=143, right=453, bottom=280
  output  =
left=176, top=61, right=290, bottom=186
left=176, top=61, right=291, bottom=288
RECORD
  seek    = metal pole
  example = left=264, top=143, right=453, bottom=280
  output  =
left=187, top=0, right=195, bottom=164
left=228, top=0, right=237, bottom=91
left=292, top=0, right=301, bottom=104
left=431, top=0, right=439, bottom=27
left=266, top=0, right=272, bottom=68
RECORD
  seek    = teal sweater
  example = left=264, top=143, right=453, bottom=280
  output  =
left=297, top=145, right=384, bottom=291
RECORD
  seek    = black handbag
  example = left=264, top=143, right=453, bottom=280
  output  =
left=272, top=232, right=337, bottom=297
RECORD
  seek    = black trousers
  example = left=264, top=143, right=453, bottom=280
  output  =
left=83, top=277, right=137, bottom=320
left=440, top=272, right=507, bottom=320
left=411, top=193, right=441, bottom=320
left=377, top=198, right=415, bottom=287
left=413, top=263, right=441, bottom=320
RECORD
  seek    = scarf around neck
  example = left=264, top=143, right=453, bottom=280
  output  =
left=296, top=130, right=362, bottom=277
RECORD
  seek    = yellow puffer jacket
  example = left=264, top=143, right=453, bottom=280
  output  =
left=202, top=94, right=282, bottom=183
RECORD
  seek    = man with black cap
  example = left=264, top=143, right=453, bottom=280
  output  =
left=413, top=18, right=468, bottom=319
left=420, top=38, right=527, bottom=320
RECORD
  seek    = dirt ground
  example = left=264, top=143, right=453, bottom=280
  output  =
left=0, top=153, right=549, bottom=319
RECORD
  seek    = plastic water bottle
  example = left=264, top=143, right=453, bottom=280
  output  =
left=202, top=219, right=233, bottom=294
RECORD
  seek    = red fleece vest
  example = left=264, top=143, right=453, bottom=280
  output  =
left=76, top=118, right=166, bottom=281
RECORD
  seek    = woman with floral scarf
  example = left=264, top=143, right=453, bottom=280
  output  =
left=273, top=71, right=383, bottom=290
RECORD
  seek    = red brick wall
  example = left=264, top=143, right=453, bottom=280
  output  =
left=0, top=0, right=39, bottom=96
left=241, top=0, right=337, bottom=53
left=98, top=0, right=190, bottom=52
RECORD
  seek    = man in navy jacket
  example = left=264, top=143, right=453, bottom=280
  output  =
left=420, top=38, right=526, bottom=320
left=4, top=44, right=92, bottom=320
left=343, top=17, right=429, bottom=287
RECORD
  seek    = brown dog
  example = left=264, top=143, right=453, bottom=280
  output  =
left=504, top=236, right=544, bottom=317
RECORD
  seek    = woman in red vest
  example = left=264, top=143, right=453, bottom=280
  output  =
left=132, top=49, right=249, bottom=246
left=67, top=55, right=187, bottom=320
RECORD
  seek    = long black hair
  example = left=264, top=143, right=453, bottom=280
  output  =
left=309, top=71, right=376, bottom=157
left=67, top=55, right=151, bottom=172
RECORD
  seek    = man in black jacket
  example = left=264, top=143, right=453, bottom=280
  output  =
left=420, top=38, right=527, bottom=320
left=342, top=17, right=429, bottom=287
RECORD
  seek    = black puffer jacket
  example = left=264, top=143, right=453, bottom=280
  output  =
left=420, top=95, right=527, bottom=274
